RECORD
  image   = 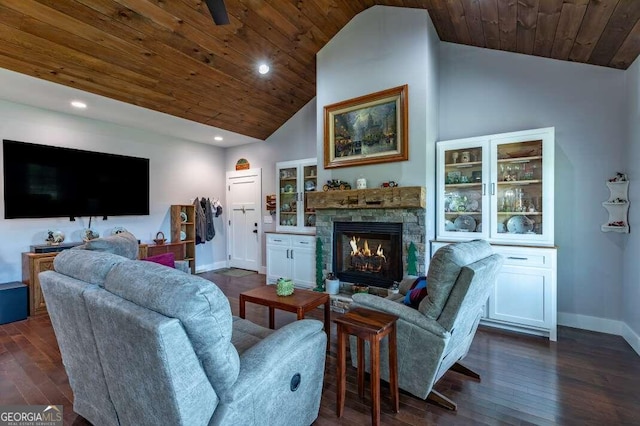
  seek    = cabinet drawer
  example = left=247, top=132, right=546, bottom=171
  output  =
left=292, top=235, right=315, bottom=247
left=493, top=247, right=554, bottom=268
left=267, top=234, right=291, bottom=246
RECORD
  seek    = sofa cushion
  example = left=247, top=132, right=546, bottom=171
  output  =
left=103, top=260, right=240, bottom=395
left=419, top=239, right=494, bottom=319
left=73, top=231, right=139, bottom=260
left=53, top=249, right=129, bottom=287
left=143, top=253, right=176, bottom=268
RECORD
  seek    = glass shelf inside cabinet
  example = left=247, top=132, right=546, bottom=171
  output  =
left=496, top=139, right=543, bottom=235
left=444, top=147, right=483, bottom=233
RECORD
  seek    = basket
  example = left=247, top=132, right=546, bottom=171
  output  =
left=153, top=231, right=166, bottom=245
left=276, top=278, right=295, bottom=296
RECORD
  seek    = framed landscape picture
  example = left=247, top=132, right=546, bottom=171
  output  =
left=324, top=84, right=408, bottom=169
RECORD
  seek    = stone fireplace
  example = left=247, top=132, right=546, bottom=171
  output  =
left=308, top=186, right=427, bottom=296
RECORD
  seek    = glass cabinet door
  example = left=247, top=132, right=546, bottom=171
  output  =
left=438, top=141, right=488, bottom=239
left=302, top=164, right=317, bottom=227
left=276, top=157, right=317, bottom=232
left=278, top=165, right=298, bottom=228
left=490, top=128, right=554, bottom=245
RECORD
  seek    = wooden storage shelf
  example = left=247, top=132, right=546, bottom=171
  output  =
left=307, top=186, right=425, bottom=210
left=170, top=204, right=196, bottom=273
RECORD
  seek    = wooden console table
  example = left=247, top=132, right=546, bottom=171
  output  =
left=23, top=241, right=186, bottom=316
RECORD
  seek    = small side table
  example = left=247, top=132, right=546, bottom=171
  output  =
left=335, top=307, right=399, bottom=426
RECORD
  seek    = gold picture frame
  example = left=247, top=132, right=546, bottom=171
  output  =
left=324, top=84, right=408, bottom=169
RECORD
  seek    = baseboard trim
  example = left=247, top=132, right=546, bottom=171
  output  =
left=195, top=261, right=227, bottom=274
left=558, top=312, right=639, bottom=356
left=621, top=323, right=640, bottom=356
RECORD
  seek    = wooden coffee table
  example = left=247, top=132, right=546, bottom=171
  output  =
left=239, top=285, right=331, bottom=349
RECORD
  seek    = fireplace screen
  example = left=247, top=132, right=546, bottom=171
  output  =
left=333, top=222, right=402, bottom=288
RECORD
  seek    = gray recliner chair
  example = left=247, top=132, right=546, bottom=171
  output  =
left=349, top=239, right=503, bottom=410
left=40, top=232, right=326, bottom=425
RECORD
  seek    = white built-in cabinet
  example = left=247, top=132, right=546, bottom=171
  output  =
left=266, top=233, right=316, bottom=288
left=276, top=158, right=317, bottom=233
left=435, top=127, right=557, bottom=341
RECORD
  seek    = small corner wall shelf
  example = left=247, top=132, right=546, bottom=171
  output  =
left=601, top=179, right=629, bottom=233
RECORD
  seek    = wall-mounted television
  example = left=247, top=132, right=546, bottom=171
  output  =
left=3, top=140, right=149, bottom=219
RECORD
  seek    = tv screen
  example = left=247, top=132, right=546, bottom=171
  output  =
left=3, top=140, right=149, bottom=219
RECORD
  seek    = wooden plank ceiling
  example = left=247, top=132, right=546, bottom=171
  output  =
left=0, top=0, right=638, bottom=141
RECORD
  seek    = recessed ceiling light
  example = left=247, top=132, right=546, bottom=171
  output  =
left=71, top=100, right=87, bottom=109
left=258, top=63, right=270, bottom=75
left=214, top=136, right=223, bottom=141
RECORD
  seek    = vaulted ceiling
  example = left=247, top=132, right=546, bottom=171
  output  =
left=0, top=1, right=638, bottom=141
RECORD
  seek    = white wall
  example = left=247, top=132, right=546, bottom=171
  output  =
left=624, top=58, right=640, bottom=352
left=0, top=99, right=227, bottom=280
left=316, top=5, right=439, bottom=243
left=439, top=43, right=628, bottom=326
left=224, top=98, right=317, bottom=266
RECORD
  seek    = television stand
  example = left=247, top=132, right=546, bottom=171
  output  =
left=30, top=242, right=83, bottom=253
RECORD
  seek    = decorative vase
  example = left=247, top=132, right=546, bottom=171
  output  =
left=356, top=177, right=367, bottom=189
left=276, top=277, right=294, bottom=296
left=325, top=278, right=340, bottom=295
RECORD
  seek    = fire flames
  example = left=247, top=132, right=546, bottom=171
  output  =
left=349, top=236, right=387, bottom=272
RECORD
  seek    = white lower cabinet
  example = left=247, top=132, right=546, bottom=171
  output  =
left=431, top=242, right=557, bottom=341
left=266, top=233, right=316, bottom=288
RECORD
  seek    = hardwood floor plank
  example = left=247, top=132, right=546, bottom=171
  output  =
left=1, top=271, right=639, bottom=425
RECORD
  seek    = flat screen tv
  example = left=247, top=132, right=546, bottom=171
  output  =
left=3, top=140, right=149, bottom=219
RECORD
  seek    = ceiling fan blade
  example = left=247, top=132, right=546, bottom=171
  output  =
left=204, top=0, right=230, bottom=25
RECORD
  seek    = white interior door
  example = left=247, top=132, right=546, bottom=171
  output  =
left=226, top=169, right=261, bottom=271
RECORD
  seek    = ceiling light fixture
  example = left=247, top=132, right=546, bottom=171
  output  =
left=214, top=136, right=223, bottom=141
left=258, top=63, right=270, bottom=75
left=71, top=100, right=87, bottom=109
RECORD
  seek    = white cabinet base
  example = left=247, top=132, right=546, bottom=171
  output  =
left=432, top=241, right=557, bottom=341
left=266, top=233, right=316, bottom=288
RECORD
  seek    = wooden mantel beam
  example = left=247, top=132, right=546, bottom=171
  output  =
left=307, top=187, right=425, bottom=210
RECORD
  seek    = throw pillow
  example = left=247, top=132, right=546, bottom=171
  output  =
left=403, top=276, right=428, bottom=308
left=142, top=252, right=175, bottom=268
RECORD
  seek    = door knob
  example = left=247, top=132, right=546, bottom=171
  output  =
left=252, top=229, right=258, bottom=233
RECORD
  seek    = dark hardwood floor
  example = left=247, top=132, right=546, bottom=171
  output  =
left=1, top=271, right=639, bottom=425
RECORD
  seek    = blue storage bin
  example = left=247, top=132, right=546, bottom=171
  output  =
left=0, top=282, right=28, bottom=325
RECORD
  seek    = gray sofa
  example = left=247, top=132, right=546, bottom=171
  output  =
left=40, top=232, right=326, bottom=426
left=349, top=239, right=503, bottom=410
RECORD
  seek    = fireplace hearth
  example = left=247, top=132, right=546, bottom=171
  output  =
left=333, top=222, right=402, bottom=288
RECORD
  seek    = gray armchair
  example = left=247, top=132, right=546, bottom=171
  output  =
left=350, top=239, right=503, bottom=410
left=41, top=232, right=326, bottom=425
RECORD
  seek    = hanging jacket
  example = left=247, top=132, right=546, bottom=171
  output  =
left=204, top=197, right=215, bottom=241
left=194, top=197, right=206, bottom=245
